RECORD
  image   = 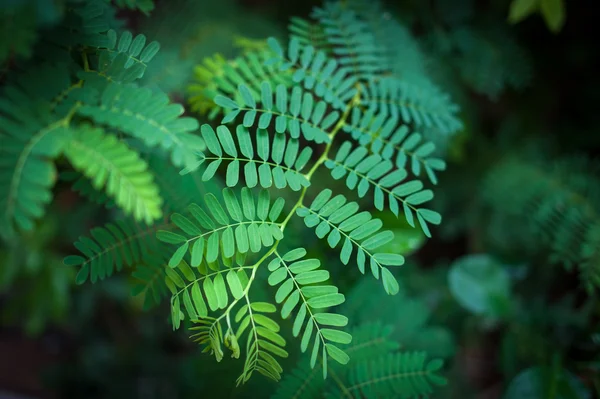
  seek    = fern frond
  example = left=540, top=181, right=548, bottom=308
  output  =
left=346, top=0, right=432, bottom=84
left=266, top=37, right=358, bottom=110
left=184, top=124, right=311, bottom=191
left=296, top=189, right=406, bottom=295
left=131, top=258, right=168, bottom=310
left=49, top=0, right=116, bottom=49
left=449, top=26, right=533, bottom=99
left=269, top=248, right=350, bottom=377
left=359, top=77, right=463, bottom=135
left=189, top=316, right=225, bottom=360
left=324, top=352, right=446, bottom=398
left=272, top=322, right=400, bottom=399
left=76, top=82, right=203, bottom=169
left=483, top=156, right=600, bottom=290
left=64, top=124, right=163, bottom=224
left=342, top=110, right=446, bottom=184
left=64, top=219, right=169, bottom=284
left=0, top=64, right=73, bottom=234
left=288, top=16, right=331, bottom=51
left=235, top=300, right=288, bottom=384
left=215, top=82, right=338, bottom=144
left=188, top=50, right=293, bottom=118
left=311, top=2, right=387, bottom=79
left=157, top=187, right=285, bottom=272
left=61, top=171, right=116, bottom=208
left=165, top=257, right=253, bottom=329
left=82, top=29, right=160, bottom=84
left=326, top=141, right=440, bottom=232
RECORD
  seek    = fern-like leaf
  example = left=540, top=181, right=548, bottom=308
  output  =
left=268, top=248, right=350, bottom=377
left=359, top=77, right=463, bottom=136
left=343, top=110, right=446, bottom=184
left=188, top=51, right=293, bottom=118
left=157, top=187, right=285, bottom=271
left=272, top=322, right=400, bottom=399
left=82, top=29, right=160, bottom=84
left=215, top=82, right=338, bottom=144
left=184, top=124, right=311, bottom=191
left=77, top=82, right=204, bottom=169
left=64, top=124, right=163, bottom=223
left=235, top=301, right=288, bottom=384
left=324, top=352, right=446, bottom=398
left=296, top=189, right=405, bottom=295
left=326, top=141, right=440, bottom=234
left=266, top=37, right=358, bottom=110
left=65, top=219, right=169, bottom=284
left=0, top=64, right=73, bottom=234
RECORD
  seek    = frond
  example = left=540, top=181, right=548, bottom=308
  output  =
left=359, top=77, right=463, bottom=136
left=215, top=82, right=339, bottom=144
left=165, top=257, right=252, bottom=330
left=288, top=16, right=331, bottom=51
left=157, top=188, right=285, bottom=272
left=324, top=352, right=446, bottom=398
left=235, top=301, right=288, bottom=384
left=60, top=171, right=115, bottom=208
left=266, top=37, right=358, bottom=110
left=48, top=0, right=117, bottom=49
left=0, top=64, right=73, bottom=234
left=183, top=124, right=311, bottom=192
left=188, top=50, right=293, bottom=118
left=131, top=258, right=169, bottom=310
left=345, top=0, right=432, bottom=84
left=81, top=29, right=160, bottom=84
left=64, top=219, right=169, bottom=284
left=272, top=322, right=400, bottom=399
left=483, top=156, right=600, bottom=290
left=311, top=2, right=387, bottom=79
left=296, top=189, right=405, bottom=295
left=341, top=110, right=446, bottom=184
left=64, top=124, right=163, bottom=224
left=326, top=141, right=440, bottom=233
left=449, top=26, right=533, bottom=99
left=76, top=82, right=204, bottom=169
left=148, top=153, right=221, bottom=213
left=268, top=248, right=351, bottom=377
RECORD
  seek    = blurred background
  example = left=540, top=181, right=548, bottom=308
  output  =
left=1, top=0, right=599, bottom=398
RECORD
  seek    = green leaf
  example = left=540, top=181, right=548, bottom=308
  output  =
left=169, top=242, right=189, bottom=268
left=540, top=0, right=565, bottom=32
left=321, top=329, right=352, bottom=344
left=307, top=293, right=345, bottom=309
left=65, top=125, right=163, bottom=224
left=157, top=231, right=187, bottom=244
left=448, top=254, right=512, bottom=318
left=325, top=344, right=349, bottom=365
left=313, top=313, right=348, bottom=327
left=226, top=270, right=245, bottom=299
left=508, top=0, right=539, bottom=23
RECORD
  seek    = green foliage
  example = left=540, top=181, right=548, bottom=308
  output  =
left=448, top=254, right=513, bottom=319
left=504, top=366, right=591, bottom=399
left=111, top=0, right=155, bottom=15
left=482, top=155, right=600, bottom=291
left=64, top=124, right=163, bottom=223
left=7, top=0, right=598, bottom=397
left=0, top=2, right=202, bottom=236
left=508, top=0, right=566, bottom=33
